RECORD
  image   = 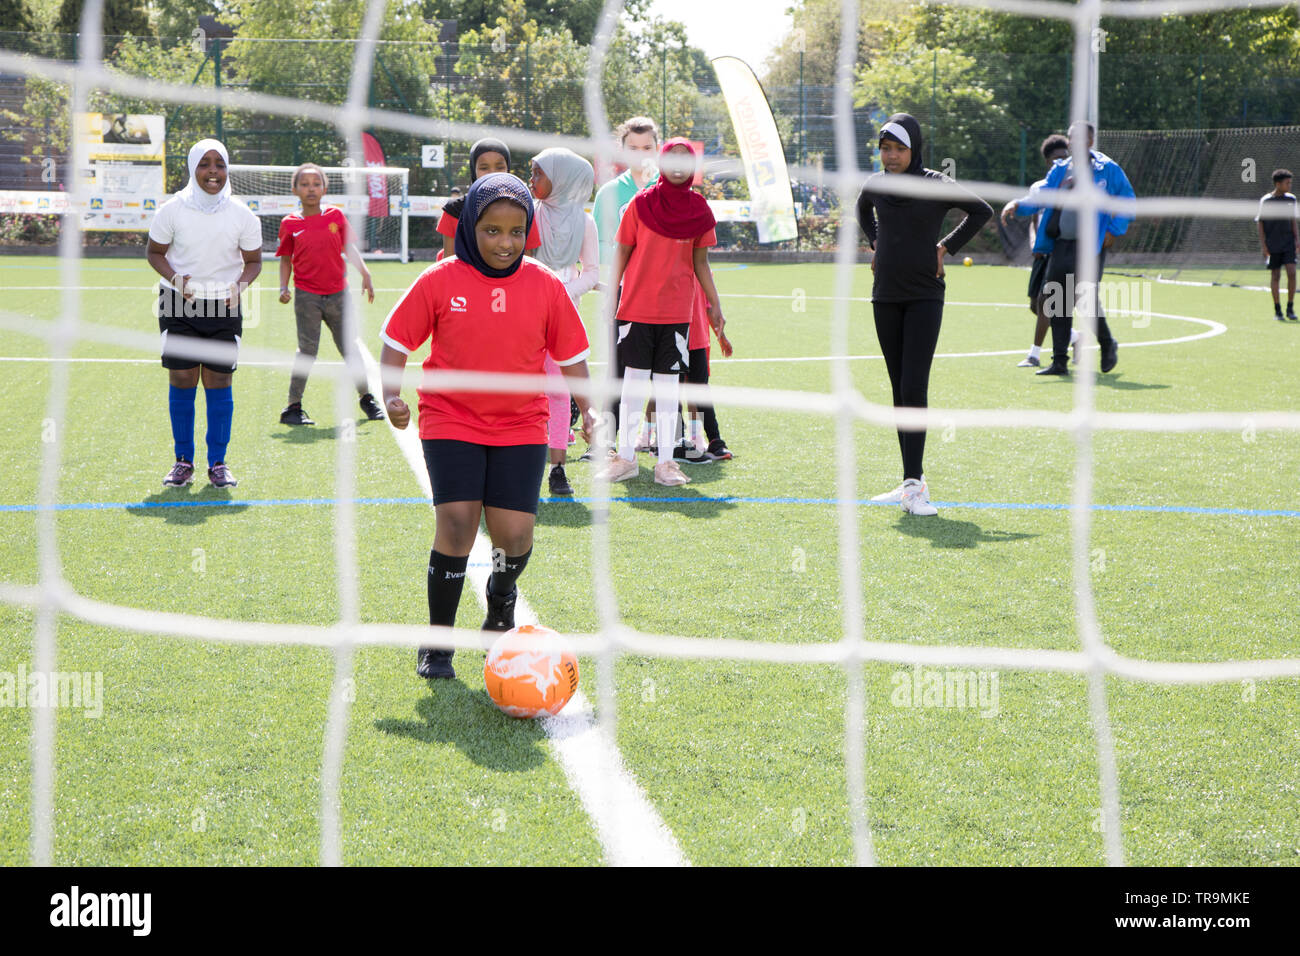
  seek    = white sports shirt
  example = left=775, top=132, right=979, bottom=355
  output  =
left=148, top=196, right=263, bottom=299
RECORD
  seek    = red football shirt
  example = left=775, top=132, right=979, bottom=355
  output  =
left=380, top=258, right=590, bottom=445
left=615, top=200, right=717, bottom=324
left=437, top=209, right=541, bottom=249
left=276, top=206, right=354, bottom=295
left=688, top=279, right=710, bottom=350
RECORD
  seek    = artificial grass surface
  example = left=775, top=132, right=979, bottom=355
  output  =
left=0, top=256, right=1295, bottom=864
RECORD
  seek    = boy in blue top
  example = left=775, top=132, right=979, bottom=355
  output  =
left=1019, top=122, right=1136, bottom=376
left=1001, top=133, right=1073, bottom=367
left=1256, top=168, right=1299, bottom=321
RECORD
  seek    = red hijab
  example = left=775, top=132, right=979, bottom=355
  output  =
left=634, top=138, right=716, bottom=240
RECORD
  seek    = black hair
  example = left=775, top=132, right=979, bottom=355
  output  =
left=1041, top=134, right=1069, bottom=160
left=291, top=162, right=328, bottom=190
left=1273, top=168, right=1293, bottom=183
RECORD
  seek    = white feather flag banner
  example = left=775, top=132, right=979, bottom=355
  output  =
left=712, top=56, right=799, bottom=244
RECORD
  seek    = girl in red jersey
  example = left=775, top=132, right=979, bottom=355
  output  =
left=276, top=162, right=383, bottom=426
left=436, top=138, right=540, bottom=259
left=595, top=138, right=726, bottom=487
left=380, top=173, right=595, bottom=680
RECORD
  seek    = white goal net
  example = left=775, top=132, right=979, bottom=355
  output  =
left=1, top=0, right=1299, bottom=871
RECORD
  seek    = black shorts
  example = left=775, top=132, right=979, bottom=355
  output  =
left=1027, top=254, right=1049, bottom=309
left=682, top=346, right=709, bottom=385
left=617, top=321, right=690, bottom=375
left=157, top=287, right=242, bottom=374
left=1267, top=248, right=1296, bottom=270
left=421, top=439, right=547, bottom=515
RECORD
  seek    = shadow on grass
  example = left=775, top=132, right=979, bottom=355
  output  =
left=891, top=515, right=1038, bottom=550
left=623, top=483, right=740, bottom=518
left=1035, top=371, right=1169, bottom=391
left=1095, top=374, right=1170, bottom=391
left=269, top=425, right=339, bottom=445
left=374, top=678, right=547, bottom=772
left=127, top=485, right=250, bottom=525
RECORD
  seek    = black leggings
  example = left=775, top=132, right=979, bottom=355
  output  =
left=680, top=346, right=722, bottom=443
left=873, top=299, right=944, bottom=481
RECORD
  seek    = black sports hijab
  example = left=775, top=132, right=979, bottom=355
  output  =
left=453, top=173, right=535, bottom=278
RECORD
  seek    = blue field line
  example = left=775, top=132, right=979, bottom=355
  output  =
left=0, top=494, right=1296, bottom=519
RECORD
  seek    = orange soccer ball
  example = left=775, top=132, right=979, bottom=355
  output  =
left=483, top=624, right=580, bottom=718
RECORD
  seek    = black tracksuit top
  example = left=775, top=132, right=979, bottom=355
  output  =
left=856, top=170, right=992, bottom=303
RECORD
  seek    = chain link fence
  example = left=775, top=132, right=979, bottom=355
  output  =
left=4, top=31, right=1300, bottom=255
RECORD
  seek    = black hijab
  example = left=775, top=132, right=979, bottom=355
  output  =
left=878, top=112, right=925, bottom=175
left=444, top=138, right=513, bottom=220
left=453, top=172, right=534, bottom=278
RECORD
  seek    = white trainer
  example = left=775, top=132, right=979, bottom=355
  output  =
left=871, top=476, right=925, bottom=503
left=900, top=478, right=938, bottom=516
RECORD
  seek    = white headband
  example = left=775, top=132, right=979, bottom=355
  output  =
left=880, top=122, right=911, bottom=150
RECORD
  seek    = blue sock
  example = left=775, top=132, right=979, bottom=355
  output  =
left=168, top=385, right=196, bottom=462
left=204, top=386, right=234, bottom=468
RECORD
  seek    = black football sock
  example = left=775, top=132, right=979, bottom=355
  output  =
left=488, top=547, right=531, bottom=596
left=427, top=549, right=468, bottom=628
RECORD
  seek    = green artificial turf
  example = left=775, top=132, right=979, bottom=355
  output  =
left=0, top=256, right=1295, bottom=865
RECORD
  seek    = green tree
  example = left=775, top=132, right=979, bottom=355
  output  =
left=223, top=0, right=438, bottom=168
left=422, top=0, right=651, bottom=46
left=0, top=0, right=36, bottom=34
left=55, top=0, right=151, bottom=38
left=855, top=45, right=1012, bottom=182
left=453, top=0, right=589, bottom=139
left=150, top=0, right=221, bottom=40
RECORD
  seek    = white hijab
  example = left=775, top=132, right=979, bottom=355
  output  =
left=178, top=139, right=232, bottom=214
left=532, top=148, right=594, bottom=270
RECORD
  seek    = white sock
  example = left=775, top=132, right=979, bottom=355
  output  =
left=619, top=368, right=651, bottom=462
left=690, top=417, right=705, bottom=448
left=652, top=372, right=680, bottom=464
left=1069, top=327, right=1081, bottom=345
left=1028, top=344, right=1041, bottom=360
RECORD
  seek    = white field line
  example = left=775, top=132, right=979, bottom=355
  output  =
left=0, top=307, right=1226, bottom=366
left=358, top=343, right=688, bottom=868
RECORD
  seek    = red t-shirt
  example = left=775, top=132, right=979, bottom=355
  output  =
left=276, top=206, right=354, bottom=295
left=688, top=279, right=710, bottom=350
left=437, top=209, right=541, bottom=249
left=615, top=200, right=717, bottom=324
left=380, top=258, right=590, bottom=445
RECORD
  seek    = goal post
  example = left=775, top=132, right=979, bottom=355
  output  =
left=227, top=164, right=410, bottom=263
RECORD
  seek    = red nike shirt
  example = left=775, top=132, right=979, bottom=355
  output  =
left=276, top=207, right=354, bottom=295
left=380, top=258, right=590, bottom=445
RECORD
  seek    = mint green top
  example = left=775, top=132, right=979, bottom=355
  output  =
left=593, top=167, right=659, bottom=266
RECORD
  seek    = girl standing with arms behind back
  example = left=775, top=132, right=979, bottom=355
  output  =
left=857, top=113, right=991, bottom=516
